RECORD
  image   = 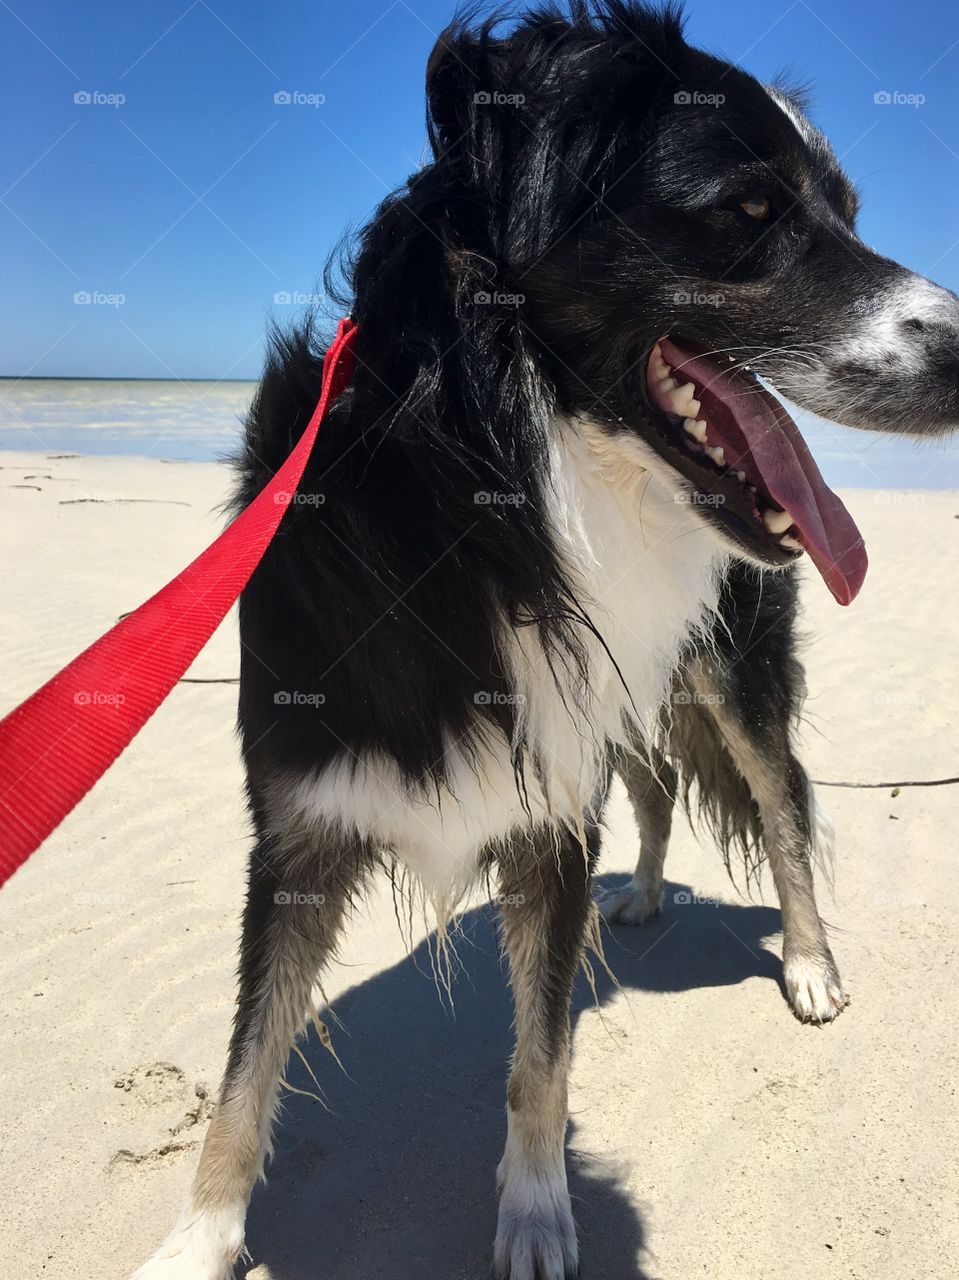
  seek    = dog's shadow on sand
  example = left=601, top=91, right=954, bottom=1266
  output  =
left=240, top=874, right=783, bottom=1280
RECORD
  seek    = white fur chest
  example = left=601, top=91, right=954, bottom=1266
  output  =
left=505, top=418, right=725, bottom=801
left=556, top=418, right=726, bottom=726
left=291, top=417, right=724, bottom=907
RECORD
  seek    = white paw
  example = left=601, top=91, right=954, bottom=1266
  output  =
left=493, top=1171, right=579, bottom=1279
left=784, top=952, right=848, bottom=1024
left=595, top=878, right=663, bottom=925
left=130, top=1203, right=245, bottom=1280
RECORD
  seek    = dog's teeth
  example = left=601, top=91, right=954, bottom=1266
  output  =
left=659, top=376, right=678, bottom=391
left=673, top=396, right=701, bottom=417
left=735, top=470, right=746, bottom=482
left=780, top=534, right=804, bottom=551
left=683, top=417, right=708, bottom=442
left=705, top=445, right=725, bottom=466
left=762, top=508, right=794, bottom=535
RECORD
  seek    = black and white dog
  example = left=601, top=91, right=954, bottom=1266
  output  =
left=134, top=4, right=959, bottom=1277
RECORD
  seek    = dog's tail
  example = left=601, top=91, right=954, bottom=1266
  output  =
left=228, top=316, right=334, bottom=515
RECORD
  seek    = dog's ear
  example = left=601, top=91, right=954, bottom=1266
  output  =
left=426, top=16, right=525, bottom=190
left=426, top=20, right=490, bottom=163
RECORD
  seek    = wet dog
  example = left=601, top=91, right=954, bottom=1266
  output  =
left=133, top=5, right=959, bottom=1277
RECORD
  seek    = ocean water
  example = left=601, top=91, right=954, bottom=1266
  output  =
left=1, top=377, right=957, bottom=488
left=0, top=378, right=256, bottom=464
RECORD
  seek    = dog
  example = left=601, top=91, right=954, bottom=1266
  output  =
left=132, top=4, right=959, bottom=1277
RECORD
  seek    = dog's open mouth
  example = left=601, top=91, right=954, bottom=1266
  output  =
left=643, top=337, right=868, bottom=605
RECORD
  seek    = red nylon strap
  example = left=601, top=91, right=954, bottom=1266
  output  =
left=0, top=317, right=358, bottom=887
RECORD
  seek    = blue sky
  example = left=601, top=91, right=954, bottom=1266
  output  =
left=2, top=0, right=958, bottom=379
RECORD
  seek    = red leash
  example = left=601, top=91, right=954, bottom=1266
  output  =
left=0, top=317, right=358, bottom=888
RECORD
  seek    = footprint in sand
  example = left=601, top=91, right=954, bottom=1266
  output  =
left=170, top=1081, right=215, bottom=1136
left=114, top=1061, right=187, bottom=1108
left=111, top=1067, right=214, bottom=1170
left=110, top=1140, right=199, bottom=1170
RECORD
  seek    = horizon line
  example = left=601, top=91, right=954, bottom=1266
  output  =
left=0, top=374, right=259, bottom=385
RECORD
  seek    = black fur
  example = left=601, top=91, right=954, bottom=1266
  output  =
left=235, top=1, right=959, bottom=813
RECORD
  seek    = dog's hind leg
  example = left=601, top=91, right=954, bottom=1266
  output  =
left=596, top=739, right=676, bottom=925
left=492, top=820, right=599, bottom=1280
left=130, top=817, right=370, bottom=1280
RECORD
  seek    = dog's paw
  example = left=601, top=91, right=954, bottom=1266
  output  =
left=130, top=1259, right=234, bottom=1280
left=783, top=951, right=848, bottom=1024
left=595, top=878, right=663, bottom=926
left=129, top=1203, right=245, bottom=1280
left=493, top=1176, right=579, bottom=1280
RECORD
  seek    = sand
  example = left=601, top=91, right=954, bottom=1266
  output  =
left=1, top=448, right=957, bottom=1280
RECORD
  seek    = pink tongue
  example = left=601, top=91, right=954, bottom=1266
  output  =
left=658, top=338, right=868, bottom=605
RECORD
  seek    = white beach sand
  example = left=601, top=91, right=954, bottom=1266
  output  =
left=1, top=448, right=957, bottom=1279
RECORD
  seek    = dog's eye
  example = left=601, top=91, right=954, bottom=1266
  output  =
left=739, top=197, right=770, bottom=220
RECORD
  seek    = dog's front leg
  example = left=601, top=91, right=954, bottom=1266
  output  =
left=694, top=675, right=847, bottom=1024
left=492, top=822, right=598, bottom=1280
left=130, top=827, right=368, bottom=1279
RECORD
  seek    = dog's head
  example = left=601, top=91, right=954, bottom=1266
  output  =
left=351, top=2, right=959, bottom=606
